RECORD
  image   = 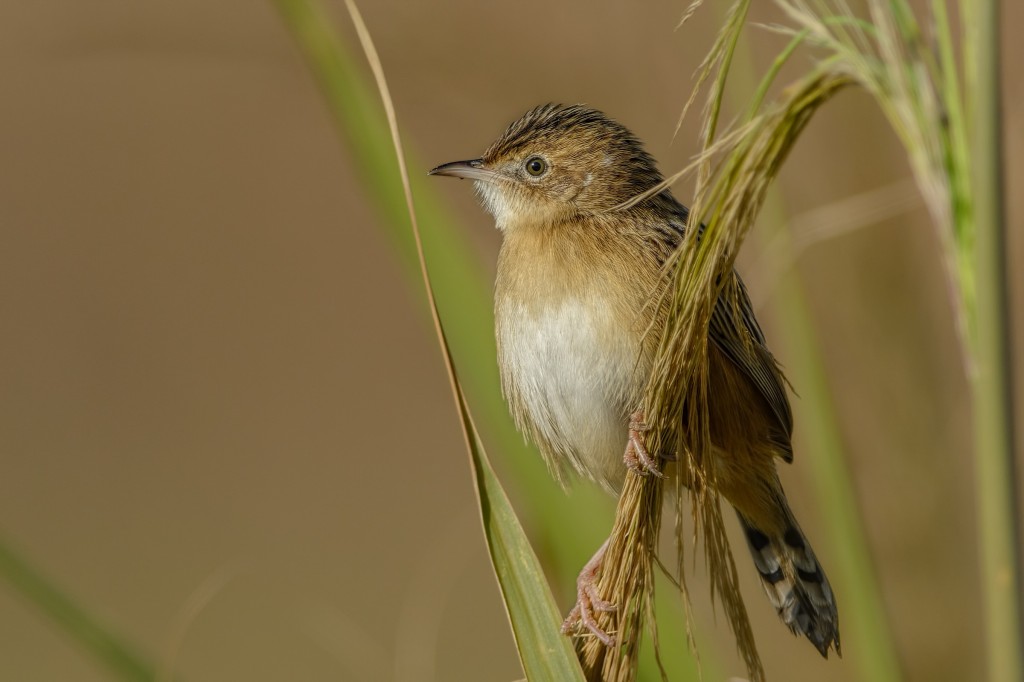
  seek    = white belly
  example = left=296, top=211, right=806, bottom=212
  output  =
left=497, top=295, right=639, bottom=490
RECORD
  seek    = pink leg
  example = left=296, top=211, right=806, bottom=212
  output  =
left=561, top=538, right=617, bottom=646
left=623, top=411, right=664, bottom=477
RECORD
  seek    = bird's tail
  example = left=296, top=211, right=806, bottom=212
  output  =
left=737, top=502, right=841, bottom=658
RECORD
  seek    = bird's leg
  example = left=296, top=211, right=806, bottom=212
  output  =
left=623, top=411, right=664, bottom=477
left=561, top=538, right=617, bottom=646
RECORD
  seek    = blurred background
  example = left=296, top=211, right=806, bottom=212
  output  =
left=1, top=1, right=1021, bottom=681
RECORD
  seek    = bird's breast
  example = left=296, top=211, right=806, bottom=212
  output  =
left=495, top=251, right=648, bottom=491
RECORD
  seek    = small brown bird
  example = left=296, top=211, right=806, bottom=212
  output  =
left=430, top=104, right=840, bottom=657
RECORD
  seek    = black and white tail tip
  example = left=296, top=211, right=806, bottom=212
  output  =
left=739, top=514, right=841, bottom=658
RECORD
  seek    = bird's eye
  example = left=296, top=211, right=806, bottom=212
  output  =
left=524, top=156, right=548, bottom=177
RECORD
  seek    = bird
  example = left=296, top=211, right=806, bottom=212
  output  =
left=429, top=103, right=840, bottom=658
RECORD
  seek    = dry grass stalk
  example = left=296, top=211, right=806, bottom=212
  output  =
left=625, top=64, right=852, bottom=681
left=575, top=467, right=667, bottom=681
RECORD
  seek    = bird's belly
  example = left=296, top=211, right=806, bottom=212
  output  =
left=497, top=297, right=641, bottom=491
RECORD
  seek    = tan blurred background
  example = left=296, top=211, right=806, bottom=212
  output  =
left=1, top=1, right=1021, bottom=681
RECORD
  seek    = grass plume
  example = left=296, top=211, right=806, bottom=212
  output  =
left=628, top=1, right=1015, bottom=680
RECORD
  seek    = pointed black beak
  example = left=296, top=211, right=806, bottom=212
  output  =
left=427, top=158, right=497, bottom=182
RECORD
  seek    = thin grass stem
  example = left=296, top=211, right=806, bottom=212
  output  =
left=963, top=1, right=1023, bottom=679
left=0, top=539, right=157, bottom=682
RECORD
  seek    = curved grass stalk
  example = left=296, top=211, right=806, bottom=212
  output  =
left=334, top=1, right=586, bottom=678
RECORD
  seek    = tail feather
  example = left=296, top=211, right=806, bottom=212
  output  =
left=738, top=509, right=840, bottom=658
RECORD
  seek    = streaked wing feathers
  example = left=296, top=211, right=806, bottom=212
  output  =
left=709, top=273, right=795, bottom=461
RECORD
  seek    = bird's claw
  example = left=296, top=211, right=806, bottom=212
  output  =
left=624, top=411, right=664, bottom=477
left=561, top=541, right=617, bottom=646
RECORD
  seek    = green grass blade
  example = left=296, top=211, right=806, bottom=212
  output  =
left=745, top=29, right=809, bottom=121
left=458, top=396, right=587, bottom=681
left=0, top=538, right=157, bottom=682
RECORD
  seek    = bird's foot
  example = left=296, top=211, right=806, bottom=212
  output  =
left=561, top=539, right=617, bottom=646
left=623, top=411, right=664, bottom=477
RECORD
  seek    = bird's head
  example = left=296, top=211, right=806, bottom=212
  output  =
left=429, top=104, right=664, bottom=230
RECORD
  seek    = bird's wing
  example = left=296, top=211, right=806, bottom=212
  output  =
left=709, top=272, right=795, bottom=461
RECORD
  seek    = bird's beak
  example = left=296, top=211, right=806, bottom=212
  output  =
left=428, top=158, right=498, bottom=182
